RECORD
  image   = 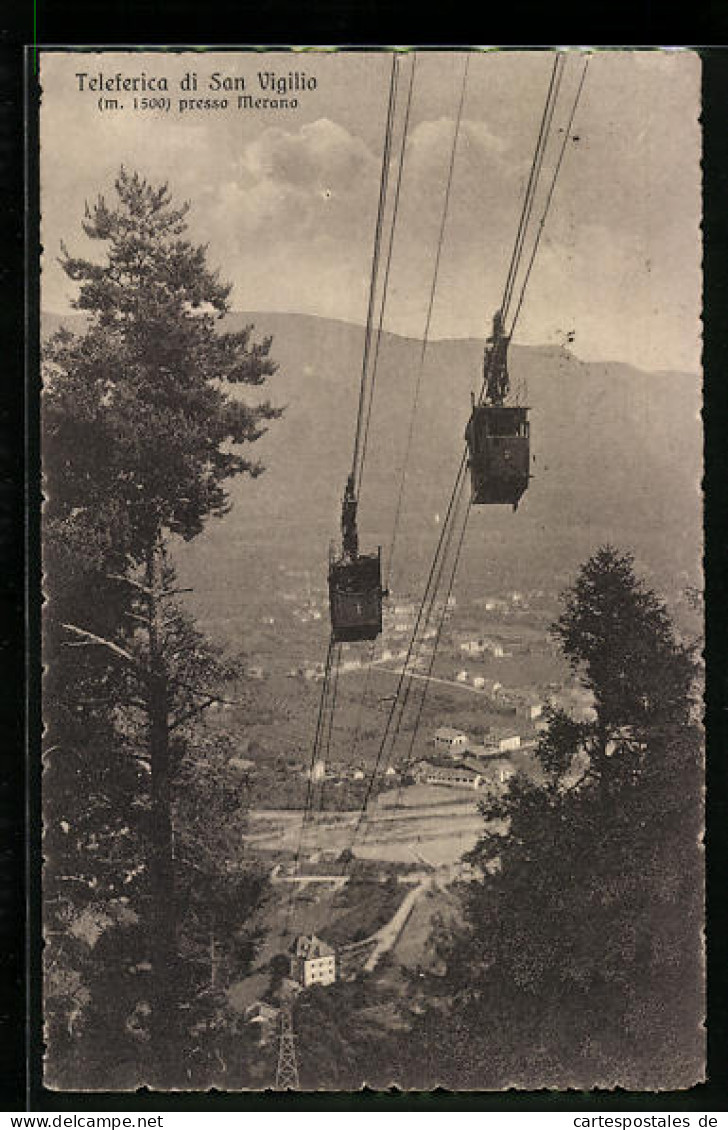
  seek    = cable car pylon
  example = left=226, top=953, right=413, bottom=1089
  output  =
left=274, top=1000, right=300, bottom=1091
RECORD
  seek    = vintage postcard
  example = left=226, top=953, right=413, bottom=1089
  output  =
left=39, top=48, right=704, bottom=1092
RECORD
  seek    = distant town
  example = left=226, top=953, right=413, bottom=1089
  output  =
left=199, top=573, right=626, bottom=1031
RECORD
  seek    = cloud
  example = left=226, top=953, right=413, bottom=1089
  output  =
left=219, top=118, right=380, bottom=242
left=242, top=118, right=374, bottom=190
left=407, top=117, right=511, bottom=175
left=39, top=51, right=701, bottom=372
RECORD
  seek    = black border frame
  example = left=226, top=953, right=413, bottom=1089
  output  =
left=2, top=22, right=726, bottom=1112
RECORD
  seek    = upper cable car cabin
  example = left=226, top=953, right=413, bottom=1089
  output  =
left=328, top=547, right=383, bottom=643
left=465, top=404, right=530, bottom=509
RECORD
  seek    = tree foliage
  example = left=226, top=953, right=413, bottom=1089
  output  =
left=43, top=169, right=279, bottom=1087
left=397, top=547, right=704, bottom=1090
left=553, top=545, right=697, bottom=742
left=45, top=168, right=279, bottom=552
left=293, top=979, right=399, bottom=1090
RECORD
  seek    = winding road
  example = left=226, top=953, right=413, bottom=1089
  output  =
left=339, top=877, right=432, bottom=973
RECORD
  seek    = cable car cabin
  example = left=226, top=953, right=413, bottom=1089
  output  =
left=465, top=405, right=530, bottom=509
left=328, top=548, right=383, bottom=643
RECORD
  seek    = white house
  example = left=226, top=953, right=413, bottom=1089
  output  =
left=472, top=676, right=486, bottom=690
left=290, top=935, right=336, bottom=988
left=485, top=731, right=521, bottom=753
left=433, top=726, right=469, bottom=752
left=460, top=639, right=485, bottom=656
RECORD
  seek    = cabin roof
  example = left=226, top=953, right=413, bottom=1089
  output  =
left=291, top=933, right=335, bottom=960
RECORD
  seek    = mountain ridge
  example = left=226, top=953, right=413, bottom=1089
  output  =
left=42, top=309, right=703, bottom=606
left=42, top=308, right=698, bottom=381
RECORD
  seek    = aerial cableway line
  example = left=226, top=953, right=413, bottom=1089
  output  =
left=343, top=52, right=590, bottom=856
left=400, top=52, right=591, bottom=794
left=386, top=53, right=469, bottom=592
left=327, top=53, right=405, bottom=645
left=287, top=55, right=412, bottom=915
left=330, top=52, right=470, bottom=827
left=465, top=52, right=564, bottom=510
left=274, top=49, right=589, bottom=1088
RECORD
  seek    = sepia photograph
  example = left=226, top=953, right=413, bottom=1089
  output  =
left=39, top=47, right=704, bottom=1093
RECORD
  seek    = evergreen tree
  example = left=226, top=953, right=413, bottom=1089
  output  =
left=399, top=547, right=703, bottom=1089
left=43, top=169, right=280, bottom=1084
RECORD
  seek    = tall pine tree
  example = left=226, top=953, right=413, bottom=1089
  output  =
left=43, top=169, right=280, bottom=1085
left=398, top=547, right=703, bottom=1090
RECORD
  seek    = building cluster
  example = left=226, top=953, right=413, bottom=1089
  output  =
left=287, top=660, right=327, bottom=680
left=412, top=755, right=515, bottom=792
left=308, top=759, right=399, bottom=784
left=459, top=636, right=507, bottom=659
left=278, top=571, right=326, bottom=624
left=452, top=664, right=548, bottom=720
left=409, top=724, right=540, bottom=793
left=294, top=603, right=323, bottom=624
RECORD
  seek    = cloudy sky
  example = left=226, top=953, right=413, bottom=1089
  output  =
left=40, top=49, right=701, bottom=373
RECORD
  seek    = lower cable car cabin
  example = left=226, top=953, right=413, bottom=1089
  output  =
left=328, top=548, right=383, bottom=643
left=465, top=404, right=530, bottom=509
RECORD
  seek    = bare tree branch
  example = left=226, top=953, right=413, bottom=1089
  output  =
left=106, top=572, right=155, bottom=596
left=124, top=611, right=151, bottom=625
left=60, top=623, right=138, bottom=666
